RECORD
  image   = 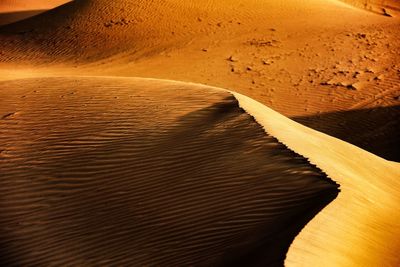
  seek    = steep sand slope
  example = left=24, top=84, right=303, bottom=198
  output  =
left=0, top=77, right=339, bottom=266
left=0, top=0, right=399, bottom=161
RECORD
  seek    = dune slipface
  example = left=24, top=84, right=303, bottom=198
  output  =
left=0, top=77, right=339, bottom=266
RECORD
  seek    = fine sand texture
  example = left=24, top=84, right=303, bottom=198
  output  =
left=0, top=77, right=339, bottom=266
left=0, top=0, right=399, bottom=161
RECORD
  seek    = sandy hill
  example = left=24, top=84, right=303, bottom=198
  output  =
left=0, top=0, right=399, bottom=161
left=0, top=76, right=399, bottom=266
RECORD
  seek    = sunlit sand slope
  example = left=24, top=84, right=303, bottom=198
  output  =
left=0, top=77, right=339, bottom=266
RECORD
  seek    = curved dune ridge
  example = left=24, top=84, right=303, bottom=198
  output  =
left=0, top=0, right=399, bottom=161
left=0, top=77, right=340, bottom=266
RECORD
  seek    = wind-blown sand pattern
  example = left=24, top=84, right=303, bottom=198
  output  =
left=0, top=0, right=399, bottom=266
left=0, top=0, right=399, bottom=160
left=1, top=76, right=399, bottom=266
left=0, top=77, right=339, bottom=266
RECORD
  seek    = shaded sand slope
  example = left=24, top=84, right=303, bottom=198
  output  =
left=0, top=77, right=339, bottom=266
left=0, top=0, right=399, bottom=161
left=0, top=10, right=46, bottom=27
left=294, top=105, right=400, bottom=162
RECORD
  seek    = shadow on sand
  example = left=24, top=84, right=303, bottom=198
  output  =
left=292, top=105, right=400, bottom=162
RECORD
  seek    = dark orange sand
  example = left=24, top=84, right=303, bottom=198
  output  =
left=0, top=77, right=338, bottom=266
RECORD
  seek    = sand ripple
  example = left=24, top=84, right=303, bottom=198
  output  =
left=0, top=77, right=338, bottom=266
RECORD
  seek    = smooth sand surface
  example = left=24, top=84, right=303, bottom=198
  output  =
left=0, top=77, right=339, bottom=266
left=0, top=0, right=399, bottom=160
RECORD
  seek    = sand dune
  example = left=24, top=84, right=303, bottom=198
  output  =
left=0, top=0, right=399, bottom=160
left=0, top=0, right=399, bottom=265
left=1, top=76, right=399, bottom=266
left=0, top=77, right=339, bottom=266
